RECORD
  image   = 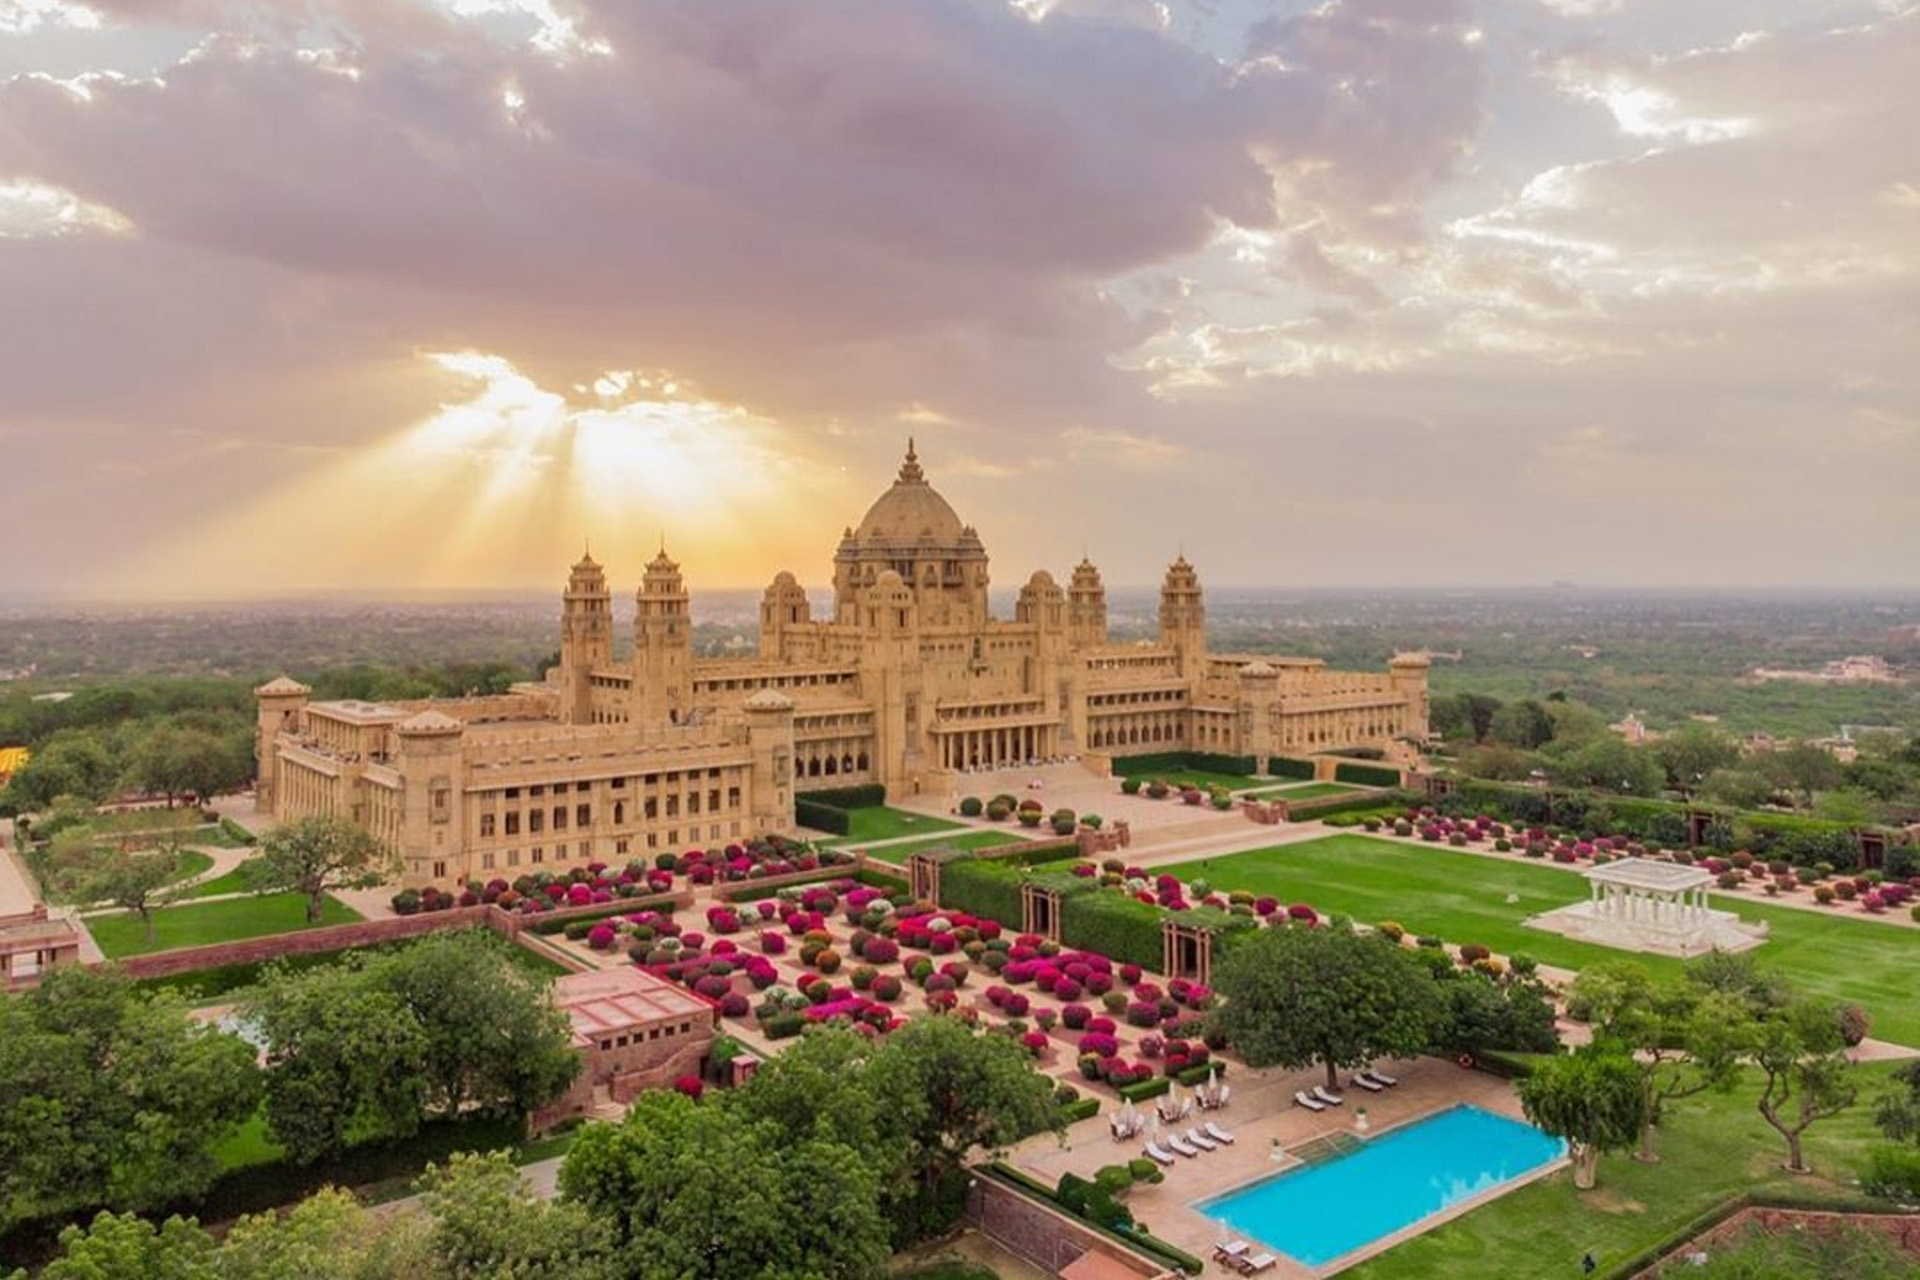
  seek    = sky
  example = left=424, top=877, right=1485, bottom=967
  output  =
left=0, top=0, right=1914, bottom=598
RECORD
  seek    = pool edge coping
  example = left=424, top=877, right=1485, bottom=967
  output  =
left=1188, top=1102, right=1572, bottom=1276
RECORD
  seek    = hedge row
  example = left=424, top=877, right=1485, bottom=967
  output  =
left=794, top=798, right=851, bottom=836
left=1436, top=779, right=1882, bottom=870
left=1112, top=752, right=1256, bottom=777
left=937, top=855, right=1165, bottom=971
left=796, top=784, right=886, bottom=810
left=1117, top=1076, right=1171, bottom=1102
left=1289, top=789, right=1421, bottom=824
left=938, top=857, right=1026, bottom=931
left=1264, top=756, right=1317, bottom=780
left=990, top=838, right=1083, bottom=868
left=1333, top=761, right=1402, bottom=788
left=526, top=892, right=680, bottom=935
left=1060, top=1096, right=1102, bottom=1124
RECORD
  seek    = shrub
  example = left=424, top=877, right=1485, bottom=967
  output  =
left=814, top=949, right=842, bottom=974
left=1861, top=1145, right=1920, bottom=1201
left=1837, top=1004, right=1871, bottom=1046
left=674, top=1075, right=705, bottom=1100
left=959, top=796, right=984, bottom=817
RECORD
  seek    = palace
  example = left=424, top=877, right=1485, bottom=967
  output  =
left=256, top=443, right=1430, bottom=888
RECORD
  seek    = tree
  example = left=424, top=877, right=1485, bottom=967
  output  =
left=417, top=1151, right=615, bottom=1279
left=2, top=730, right=119, bottom=810
left=1749, top=999, right=1857, bottom=1174
left=1811, top=787, right=1879, bottom=827
left=132, top=721, right=254, bottom=808
left=55, top=840, right=189, bottom=944
left=245, top=964, right=429, bottom=1164
left=1516, top=1047, right=1644, bottom=1189
left=1569, top=962, right=1742, bottom=1162
left=38, top=1211, right=213, bottom=1280
left=1655, top=724, right=1741, bottom=798
left=1701, top=767, right=1775, bottom=810
left=1763, top=742, right=1842, bottom=809
left=1430, top=966, right=1558, bottom=1060
left=1434, top=693, right=1503, bottom=745
left=1873, top=1060, right=1920, bottom=1145
left=1459, top=743, right=1535, bottom=782
left=257, top=813, right=397, bottom=923
left=559, top=1090, right=888, bottom=1279
left=863, top=1015, right=1063, bottom=1242
left=0, top=967, right=261, bottom=1233
left=1488, top=700, right=1554, bottom=750
left=364, top=932, right=580, bottom=1121
left=1556, top=737, right=1664, bottom=797
left=1212, top=923, right=1442, bottom=1092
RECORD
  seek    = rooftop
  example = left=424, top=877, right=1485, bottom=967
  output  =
left=1584, top=860, right=1713, bottom=892
left=551, top=965, right=713, bottom=1045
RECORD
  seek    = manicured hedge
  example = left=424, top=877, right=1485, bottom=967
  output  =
left=527, top=892, right=680, bottom=935
left=1288, top=789, right=1420, bottom=824
left=794, top=798, right=851, bottom=835
left=1264, top=756, right=1316, bottom=780
left=796, top=784, right=887, bottom=810
left=939, top=857, right=1025, bottom=930
left=1112, top=751, right=1256, bottom=777
left=1172, top=1061, right=1229, bottom=1087
left=1059, top=892, right=1164, bottom=972
left=991, top=838, right=1082, bottom=868
left=1117, top=1076, right=1172, bottom=1103
left=1060, top=1096, right=1102, bottom=1124
left=853, top=867, right=909, bottom=894
left=1333, top=761, right=1402, bottom=788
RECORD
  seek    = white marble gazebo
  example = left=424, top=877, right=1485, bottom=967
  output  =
left=1527, top=859, right=1766, bottom=957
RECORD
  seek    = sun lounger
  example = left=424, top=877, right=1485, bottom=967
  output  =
left=1143, top=1142, right=1176, bottom=1166
left=1312, top=1085, right=1345, bottom=1106
left=1166, top=1133, right=1201, bottom=1158
left=1184, top=1127, right=1217, bottom=1151
left=1239, top=1251, right=1278, bottom=1275
left=1213, top=1240, right=1250, bottom=1264
left=1294, top=1090, right=1326, bottom=1112
left=1351, top=1073, right=1385, bottom=1092
left=1205, top=1121, right=1236, bottom=1144
left=1364, top=1068, right=1398, bottom=1087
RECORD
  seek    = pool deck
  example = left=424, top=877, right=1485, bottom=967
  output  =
left=1005, top=1057, right=1558, bottom=1277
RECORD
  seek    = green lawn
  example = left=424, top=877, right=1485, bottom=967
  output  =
left=1195, top=835, right=1920, bottom=1046
left=822, top=806, right=967, bottom=846
left=87, top=892, right=362, bottom=959
left=177, top=857, right=265, bottom=899
left=1243, top=782, right=1362, bottom=802
left=211, top=1109, right=286, bottom=1172
left=858, top=829, right=1029, bottom=867
left=1352, top=1061, right=1904, bottom=1279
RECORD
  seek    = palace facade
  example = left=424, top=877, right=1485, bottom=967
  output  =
left=257, top=443, right=1429, bottom=888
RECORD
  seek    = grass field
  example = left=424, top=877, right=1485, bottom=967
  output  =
left=1122, top=768, right=1264, bottom=792
left=1243, top=782, right=1362, bottom=802
left=177, top=857, right=264, bottom=899
left=857, top=829, right=1029, bottom=867
left=1194, top=835, right=1920, bottom=1046
left=1352, top=1060, right=1903, bottom=1279
left=822, top=806, right=967, bottom=846
left=87, top=891, right=362, bottom=959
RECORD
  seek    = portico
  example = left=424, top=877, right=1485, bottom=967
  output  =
left=1526, top=858, right=1767, bottom=958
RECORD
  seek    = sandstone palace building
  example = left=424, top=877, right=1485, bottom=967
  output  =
left=256, top=444, right=1430, bottom=888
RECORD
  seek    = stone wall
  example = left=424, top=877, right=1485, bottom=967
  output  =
left=116, top=906, right=505, bottom=978
left=1636, top=1207, right=1920, bottom=1276
left=966, top=1174, right=1176, bottom=1280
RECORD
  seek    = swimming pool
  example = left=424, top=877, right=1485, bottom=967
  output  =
left=1197, top=1105, right=1565, bottom=1268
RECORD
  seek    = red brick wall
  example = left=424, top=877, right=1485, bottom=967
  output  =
left=967, top=1176, right=1175, bottom=1280
left=1638, top=1207, right=1920, bottom=1276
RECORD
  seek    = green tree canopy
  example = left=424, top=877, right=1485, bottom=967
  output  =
left=1748, top=998, right=1857, bottom=1175
left=1488, top=699, right=1555, bottom=750
left=0, top=967, right=261, bottom=1233
left=256, top=813, right=398, bottom=923
left=1654, top=723, right=1742, bottom=797
left=1211, top=923, right=1443, bottom=1091
left=1516, top=1046, right=1644, bottom=1190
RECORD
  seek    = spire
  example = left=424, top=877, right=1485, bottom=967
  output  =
left=897, top=437, right=925, bottom=485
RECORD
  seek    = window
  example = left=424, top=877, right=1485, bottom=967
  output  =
left=504, top=787, right=520, bottom=799
left=531, top=847, right=544, bottom=864
left=644, top=797, right=658, bottom=820
left=708, top=789, right=720, bottom=811
left=666, top=795, right=679, bottom=817
left=577, top=803, right=591, bottom=827
left=577, top=781, right=592, bottom=793
left=688, top=792, right=701, bottom=815
left=553, top=806, right=567, bottom=831
left=482, top=852, right=495, bottom=870
left=615, top=838, right=629, bottom=855
left=727, top=787, right=740, bottom=809
left=612, top=776, right=626, bottom=789
left=530, top=785, right=545, bottom=797
left=479, top=814, right=496, bottom=838
left=507, top=849, right=520, bottom=867
left=432, top=860, right=446, bottom=879
left=505, top=812, right=521, bottom=836
left=529, top=810, right=544, bottom=834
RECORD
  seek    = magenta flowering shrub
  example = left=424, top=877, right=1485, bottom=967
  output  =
left=1022, top=1031, right=1049, bottom=1057
left=674, top=1075, right=704, bottom=1100
left=1119, top=963, right=1143, bottom=986
left=587, top=923, right=617, bottom=951
left=1078, top=1031, right=1120, bottom=1058
left=720, top=993, right=750, bottom=1018
left=861, top=936, right=900, bottom=965
left=1053, top=978, right=1083, bottom=1002
left=1287, top=904, right=1319, bottom=925
left=1061, top=1003, right=1092, bottom=1030
left=694, top=974, right=732, bottom=1000
left=872, top=974, right=903, bottom=1002
left=759, top=931, right=788, bottom=955
left=1139, top=1034, right=1164, bottom=1059
left=1124, top=1001, right=1158, bottom=1028
left=1085, top=1016, right=1117, bottom=1036
left=706, top=907, right=742, bottom=935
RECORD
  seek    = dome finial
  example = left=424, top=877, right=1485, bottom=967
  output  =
left=898, top=437, right=925, bottom=484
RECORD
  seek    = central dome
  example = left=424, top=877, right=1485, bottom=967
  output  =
left=852, top=440, right=968, bottom=546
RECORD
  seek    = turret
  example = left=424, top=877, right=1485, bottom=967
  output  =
left=743, top=689, right=798, bottom=836
left=559, top=549, right=612, bottom=724
left=253, top=675, right=311, bottom=814
left=759, top=571, right=810, bottom=660
left=1390, top=652, right=1432, bottom=742
left=634, top=544, right=693, bottom=724
left=1158, top=555, right=1206, bottom=678
left=1067, top=557, right=1108, bottom=649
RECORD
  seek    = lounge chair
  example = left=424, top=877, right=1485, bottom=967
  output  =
left=1351, top=1073, right=1385, bottom=1092
left=1205, top=1121, right=1236, bottom=1144
left=1364, top=1068, right=1399, bottom=1087
left=1294, top=1090, right=1326, bottom=1112
left=1213, top=1240, right=1250, bottom=1264
left=1238, top=1252, right=1278, bottom=1275
left=1166, top=1133, right=1201, bottom=1158
left=1312, top=1085, right=1345, bottom=1106
left=1143, top=1142, right=1176, bottom=1166
left=1184, top=1127, right=1217, bottom=1151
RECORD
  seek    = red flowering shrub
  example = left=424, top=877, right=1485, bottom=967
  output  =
left=587, top=923, right=617, bottom=951
left=1061, top=1004, right=1092, bottom=1030
left=674, top=1075, right=704, bottom=1100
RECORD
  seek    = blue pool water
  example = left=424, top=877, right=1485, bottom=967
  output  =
left=1198, top=1105, right=1565, bottom=1267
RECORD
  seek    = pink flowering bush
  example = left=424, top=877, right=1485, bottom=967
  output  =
left=674, top=1075, right=704, bottom=1100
